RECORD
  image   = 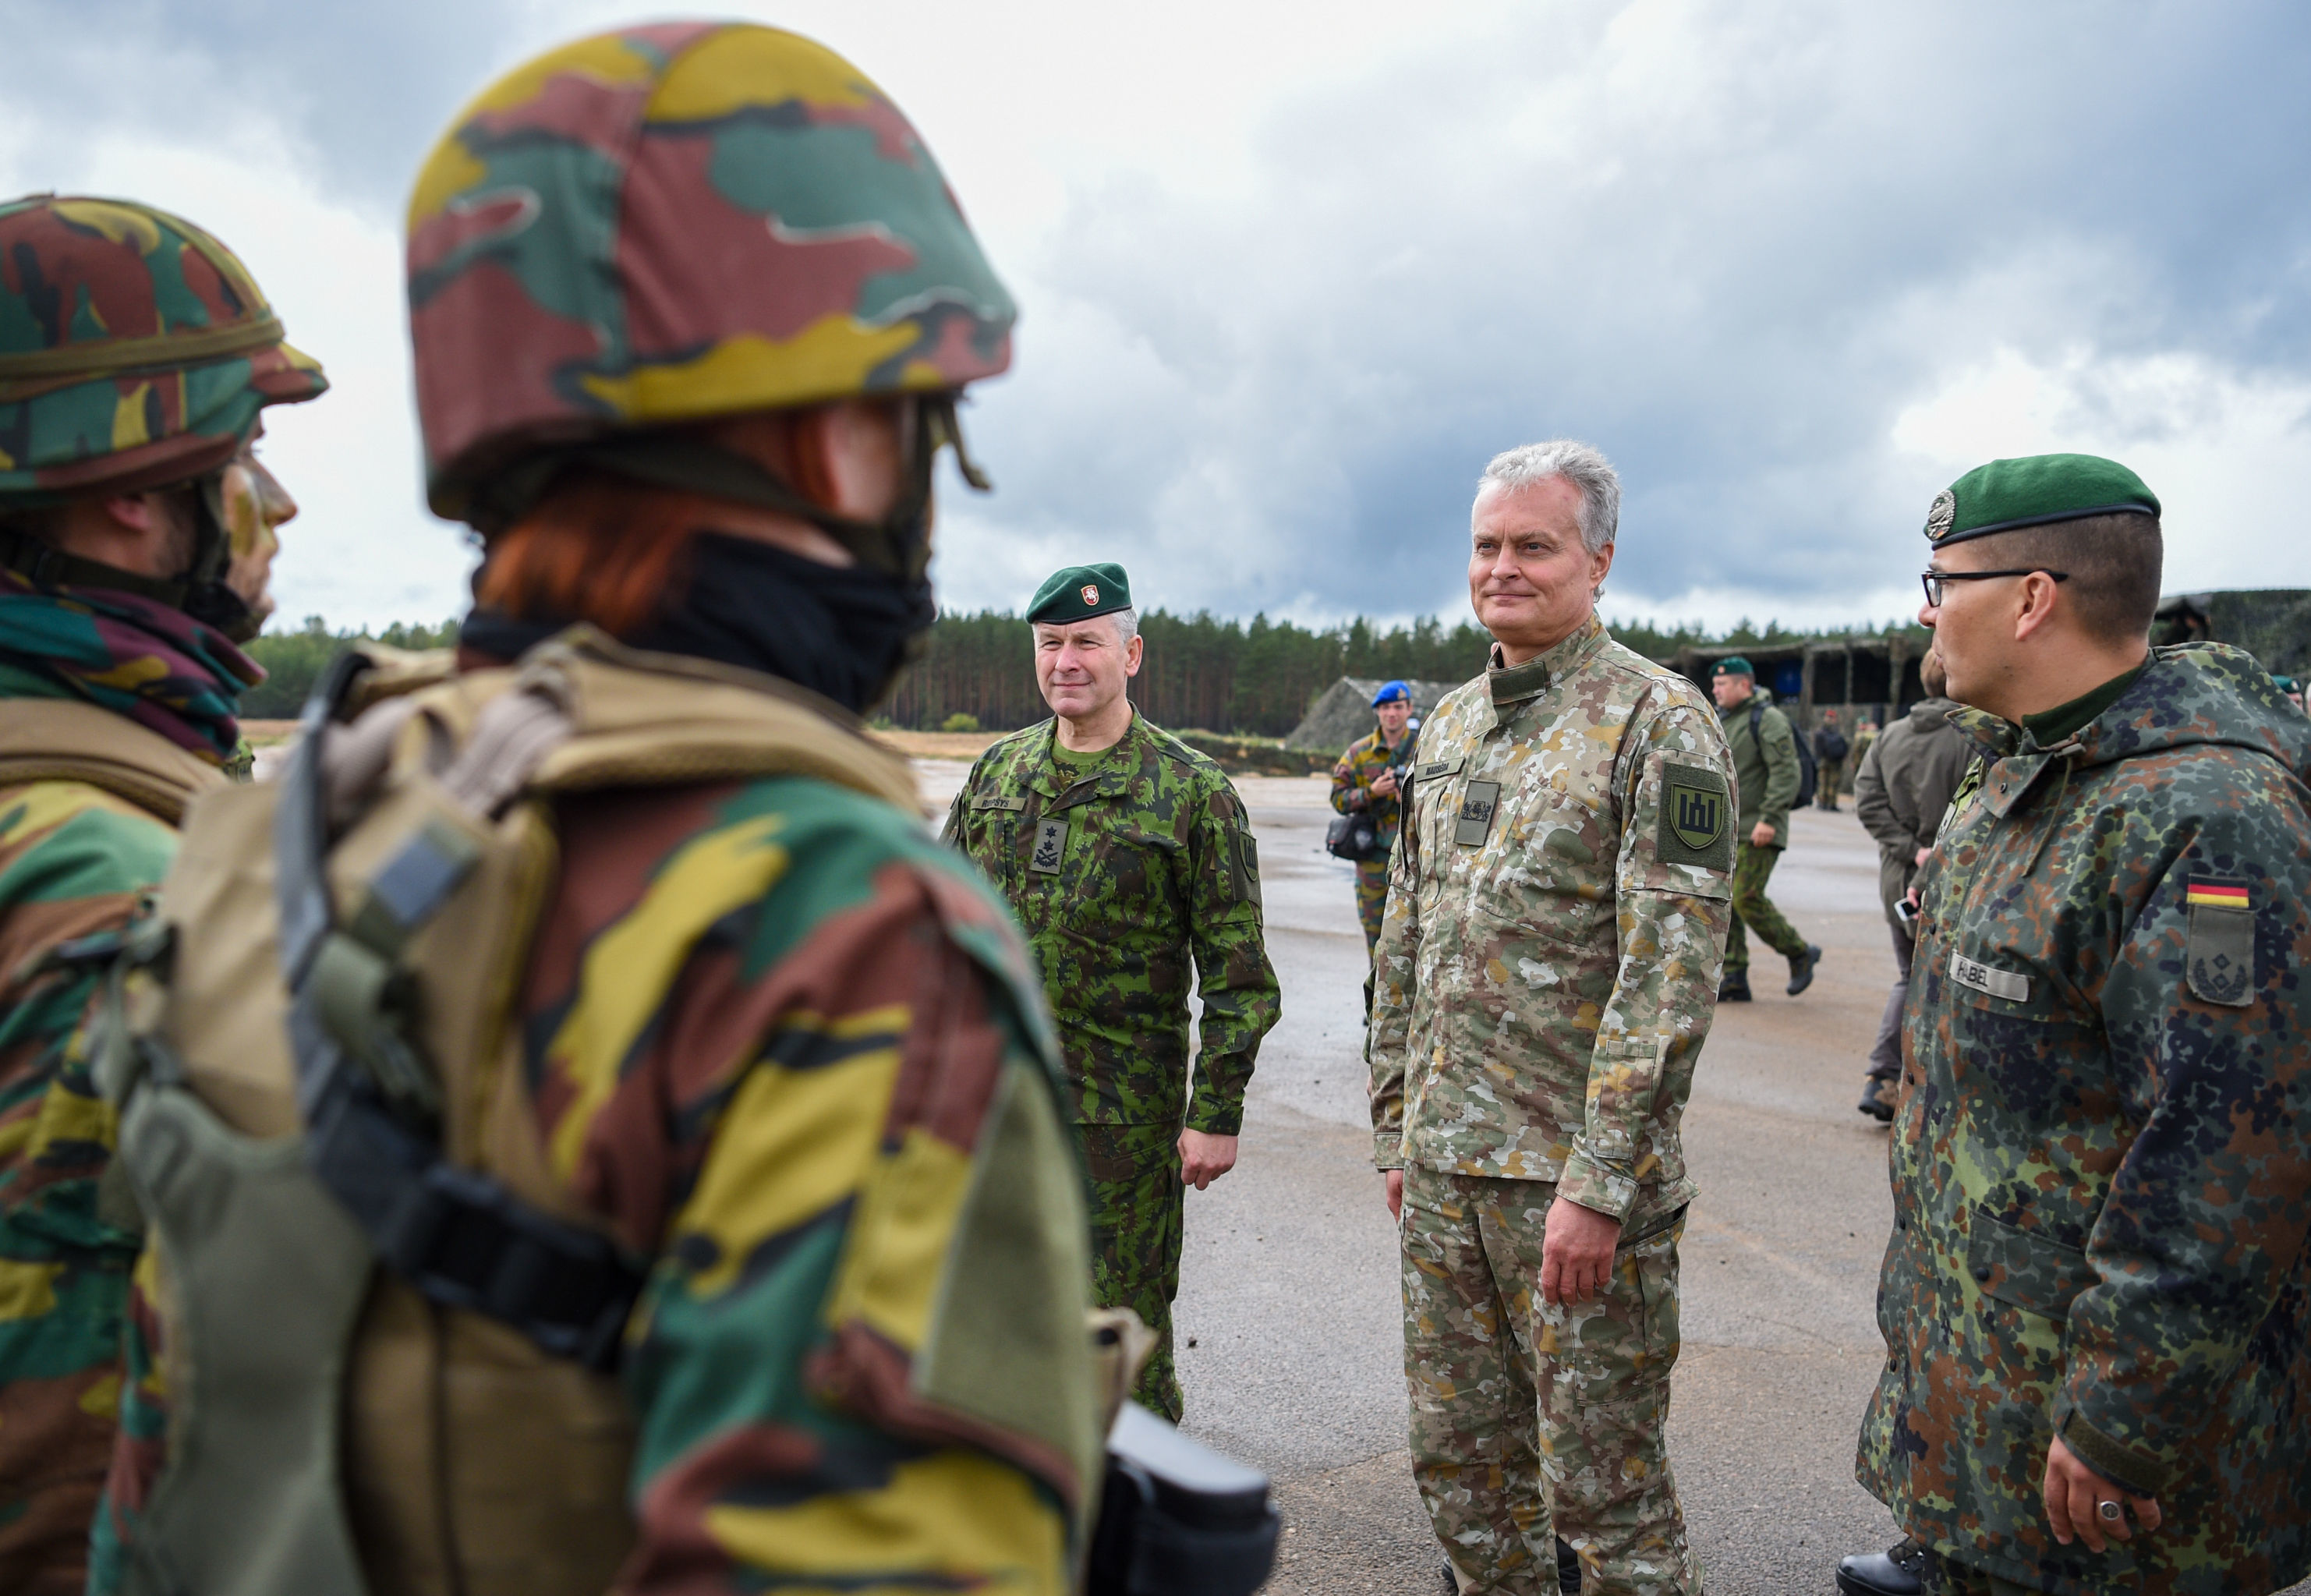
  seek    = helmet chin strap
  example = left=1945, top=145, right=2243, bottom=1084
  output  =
left=0, top=467, right=260, bottom=641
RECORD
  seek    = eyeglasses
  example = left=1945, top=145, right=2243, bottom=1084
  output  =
left=1920, top=568, right=2069, bottom=607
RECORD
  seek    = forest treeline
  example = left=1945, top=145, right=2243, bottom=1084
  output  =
left=242, top=610, right=1866, bottom=734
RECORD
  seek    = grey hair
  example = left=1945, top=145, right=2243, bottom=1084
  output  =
left=1031, top=607, right=1139, bottom=646
left=1478, top=439, right=1621, bottom=553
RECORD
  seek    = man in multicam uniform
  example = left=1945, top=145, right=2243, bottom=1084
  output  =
left=1332, top=678, right=1417, bottom=1009
left=1842, top=454, right=2311, bottom=1596
left=1371, top=441, right=1733, bottom=1596
left=93, top=27, right=1104, bottom=1596
left=946, top=562, right=1280, bottom=1423
left=0, top=194, right=320, bottom=1594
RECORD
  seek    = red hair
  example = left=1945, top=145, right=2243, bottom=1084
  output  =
left=472, top=472, right=712, bottom=636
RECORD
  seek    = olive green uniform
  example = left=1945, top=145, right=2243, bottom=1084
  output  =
left=1718, top=688, right=1810, bottom=978
left=947, top=712, right=1280, bottom=1417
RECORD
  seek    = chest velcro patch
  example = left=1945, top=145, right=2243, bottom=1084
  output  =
left=1455, top=780, right=1501, bottom=848
left=1657, top=762, right=1732, bottom=872
left=1029, top=817, right=1067, bottom=875
left=2185, top=875, right=2253, bottom=1007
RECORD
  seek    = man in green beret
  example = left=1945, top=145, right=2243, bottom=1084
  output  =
left=944, top=562, right=1280, bottom=1421
left=1709, top=656, right=1822, bottom=999
left=1841, top=453, right=2311, bottom=1596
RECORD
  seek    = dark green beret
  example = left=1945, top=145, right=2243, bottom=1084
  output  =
left=1924, top=453, right=2159, bottom=548
left=1027, top=562, right=1132, bottom=625
left=1713, top=656, right=1754, bottom=678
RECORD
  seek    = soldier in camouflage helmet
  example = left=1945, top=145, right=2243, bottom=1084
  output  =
left=0, top=193, right=321, bottom=1594
left=1841, top=455, right=2311, bottom=1596
left=944, top=563, right=1281, bottom=1422
left=1372, top=441, right=1733, bottom=1596
left=93, top=26, right=1106, bottom=1596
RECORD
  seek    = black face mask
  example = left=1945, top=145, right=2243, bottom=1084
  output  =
left=461, top=531, right=934, bottom=716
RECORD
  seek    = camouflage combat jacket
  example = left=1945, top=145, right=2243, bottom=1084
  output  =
left=1329, top=727, right=1411, bottom=849
left=945, top=713, right=1279, bottom=1134
left=1368, top=617, right=1736, bottom=1223
left=1859, top=643, right=2311, bottom=1596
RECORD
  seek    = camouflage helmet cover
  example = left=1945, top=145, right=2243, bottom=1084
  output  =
left=0, top=195, right=326, bottom=507
left=408, top=22, right=1018, bottom=523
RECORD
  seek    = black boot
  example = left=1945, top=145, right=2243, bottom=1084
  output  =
left=1785, top=943, right=1823, bottom=996
left=1836, top=1538, right=1927, bottom=1596
left=1718, top=972, right=1752, bottom=1002
left=1857, top=1076, right=1895, bottom=1122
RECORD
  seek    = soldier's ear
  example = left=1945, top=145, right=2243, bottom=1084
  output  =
left=1123, top=635, right=1144, bottom=677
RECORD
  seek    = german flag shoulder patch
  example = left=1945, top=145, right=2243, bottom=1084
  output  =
left=2185, top=877, right=2251, bottom=910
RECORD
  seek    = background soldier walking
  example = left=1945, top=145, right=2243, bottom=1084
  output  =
left=947, top=564, right=1280, bottom=1421
left=1372, top=441, right=1733, bottom=1596
left=0, top=194, right=321, bottom=1594
left=1813, top=709, right=1850, bottom=811
left=1708, top=656, right=1821, bottom=1000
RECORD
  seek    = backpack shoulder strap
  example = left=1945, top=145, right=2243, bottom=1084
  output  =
left=275, top=652, right=639, bottom=1371
left=0, top=698, right=225, bottom=823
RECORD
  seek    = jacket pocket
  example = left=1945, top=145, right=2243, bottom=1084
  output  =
left=1967, top=1208, right=2096, bottom=1320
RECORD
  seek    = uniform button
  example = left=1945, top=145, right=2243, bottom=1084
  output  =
left=1973, top=1265, right=1993, bottom=1282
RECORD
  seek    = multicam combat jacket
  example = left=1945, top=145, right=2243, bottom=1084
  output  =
left=1860, top=643, right=2311, bottom=1596
left=945, top=713, right=1279, bottom=1134
left=1368, top=617, right=1735, bottom=1223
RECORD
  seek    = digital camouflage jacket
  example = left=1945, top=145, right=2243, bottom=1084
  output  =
left=1329, top=727, right=1411, bottom=847
left=945, top=713, right=1279, bottom=1134
left=1367, top=617, right=1736, bottom=1223
left=1859, top=643, right=2311, bottom=1596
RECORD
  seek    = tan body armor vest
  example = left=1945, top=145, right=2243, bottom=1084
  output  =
left=0, top=697, right=225, bottom=824
left=98, top=632, right=924, bottom=1596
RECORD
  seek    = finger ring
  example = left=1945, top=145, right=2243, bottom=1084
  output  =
left=2098, top=1502, right=2123, bottom=1523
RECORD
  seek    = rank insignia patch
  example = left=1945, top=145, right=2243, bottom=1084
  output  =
left=2185, top=875, right=2253, bottom=1007
left=1658, top=763, right=1733, bottom=871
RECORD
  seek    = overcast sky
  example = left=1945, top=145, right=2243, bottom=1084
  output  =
left=4, top=0, right=2306, bottom=635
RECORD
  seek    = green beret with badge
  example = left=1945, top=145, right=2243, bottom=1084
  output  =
left=1923, top=453, right=2160, bottom=547
left=1713, top=656, right=1754, bottom=678
left=1027, top=563, right=1132, bottom=624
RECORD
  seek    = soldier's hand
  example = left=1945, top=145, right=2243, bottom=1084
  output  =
left=1541, top=1196, right=1623, bottom=1306
left=1382, top=1169, right=1403, bottom=1220
left=1178, top=1130, right=1238, bottom=1190
left=2044, top=1436, right=2161, bottom=1552
left=1749, top=819, right=1775, bottom=848
left=1371, top=770, right=1400, bottom=800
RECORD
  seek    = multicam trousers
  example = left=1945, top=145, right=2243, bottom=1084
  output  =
left=1081, top=1121, right=1186, bottom=1421
left=1724, top=841, right=1808, bottom=975
left=1401, top=1164, right=1699, bottom=1596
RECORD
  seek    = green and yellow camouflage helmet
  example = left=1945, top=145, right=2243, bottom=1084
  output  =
left=0, top=195, right=326, bottom=508
left=407, top=22, right=1017, bottom=526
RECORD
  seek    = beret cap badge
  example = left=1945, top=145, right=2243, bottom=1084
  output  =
left=1925, top=489, right=1956, bottom=543
left=1081, top=584, right=1099, bottom=605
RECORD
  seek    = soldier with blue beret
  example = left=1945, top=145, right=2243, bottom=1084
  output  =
left=1841, top=454, right=2311, bottom=1596
left=945, top=561, right=1281, bottom=1421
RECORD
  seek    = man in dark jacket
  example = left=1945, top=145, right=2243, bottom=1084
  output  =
left=1814, top=709, right=1851, bottom=811
left=1849, top=652, right=1973, bottom=1122
left=1842, top=452, right=2311, bottom=1596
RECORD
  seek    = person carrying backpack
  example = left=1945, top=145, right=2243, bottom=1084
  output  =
left=1814, top=707, right=1852, bottom=811
left=1709, top=657, right=1823, bottom=1000
left=86, top=25, right=1113, bottom=1596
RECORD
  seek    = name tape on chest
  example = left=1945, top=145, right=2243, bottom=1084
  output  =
left=1029, top=817, right=1067, bottom=874
left=1950, top=953, right=2030, bottom=1003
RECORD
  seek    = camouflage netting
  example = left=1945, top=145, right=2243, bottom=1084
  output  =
left=1285, top=677, right=1463, bottom=752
